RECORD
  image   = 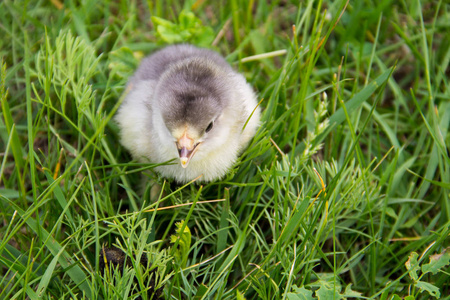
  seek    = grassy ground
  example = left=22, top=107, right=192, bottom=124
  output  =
left=1, top=0, right=449, bottom=299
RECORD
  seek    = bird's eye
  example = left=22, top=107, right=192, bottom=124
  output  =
left=205, top=121, right=214, bottom=133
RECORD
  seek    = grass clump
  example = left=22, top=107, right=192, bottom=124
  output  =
left=1, top=0, right=449, bottom=299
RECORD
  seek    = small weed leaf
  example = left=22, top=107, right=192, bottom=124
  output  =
left=421, top=247, right=450, bottom=275
left=403, top=249, right=447, bottom=299
left=151, top=10, right=214, bottom=47
left=286, top=285, right=314, bottom=300
left=405, top=252, right=419, bottom=281
left=170, top=220, right=192, bottom=268
left=343, top=284, right=363, bottom=298
left=315, top=283, right=343, bottom=300
left=415, top=281, right=440, bottom=299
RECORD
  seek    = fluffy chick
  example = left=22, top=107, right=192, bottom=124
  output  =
left=115, top=44, right=260, bottom=183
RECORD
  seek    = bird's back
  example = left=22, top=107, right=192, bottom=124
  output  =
left=130, top=44, right=232, bottom=84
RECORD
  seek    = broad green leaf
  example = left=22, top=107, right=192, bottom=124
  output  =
left=179, top=10, right=201, bottom=28
left=151, top=10, right=214, bottom=47
left=192, top=26, right=215, bottom=47
left=151, top=16, right=176, bottom=28
left=343, top=284, right=362, bottom=297
left=415, top=281, right=440, bottom=298
left=156, top=26, right=188, bottom=44
left=405, top=252, right=419, bottom=281
left=286, top=285, right=314, bottom=300
left=315, top=284, right=343, bottom=300
left=421, top=248, right=450, bottom=275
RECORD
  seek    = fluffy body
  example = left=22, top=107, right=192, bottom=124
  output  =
left=115, top=44, right=260, bottom=183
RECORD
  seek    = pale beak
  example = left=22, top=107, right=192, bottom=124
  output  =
left=176, top=134, right=200, bottom=168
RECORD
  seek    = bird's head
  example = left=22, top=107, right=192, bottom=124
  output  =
left=154, top=59, right=231, bottom=168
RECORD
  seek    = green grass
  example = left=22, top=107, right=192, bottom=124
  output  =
left=1, top=0, right=449, bottom=299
